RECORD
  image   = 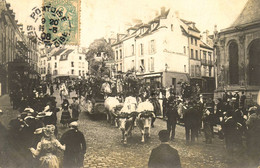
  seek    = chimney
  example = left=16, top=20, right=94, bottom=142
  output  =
left=206, top=30, right=209, bottom=44
left=161, top=7, right=165, bottom=15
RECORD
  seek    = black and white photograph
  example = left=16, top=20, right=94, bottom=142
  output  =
left=0, top=0, right=259, bottom=167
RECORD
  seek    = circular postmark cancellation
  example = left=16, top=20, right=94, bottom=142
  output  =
left=29, top=3, right=72, bottom=47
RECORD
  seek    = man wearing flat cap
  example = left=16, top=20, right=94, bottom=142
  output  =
left=60, top=121, right=86, bottom=168
left=148, top=130, right=181, bottom=168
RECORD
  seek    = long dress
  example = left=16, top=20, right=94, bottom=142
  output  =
left=30, top=138, right=65, bottom=168
left=60, top=109, right=71, bottom=125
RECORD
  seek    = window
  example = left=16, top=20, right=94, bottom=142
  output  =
left=44, top=60, right=46, bottom=65
left=71, top=69, right=74, bottom=74
left=140, top=43, right=144, bottom=55
left=150, top=57, right=154, bottom=71
left=79, top=70, right=81, bottom=76
left=79, top=56, right=82, bottom=60
left=171, top=24, right=173, bottom=31
left=120, top=49, right=122, bottom=59
left=208, top=52, right=212, bottom=64
left=82, top=62, right=84, bottom=68
left=191, top=38, right=193, bottom=45
left=132, top=60, right=135, bottom=69
left=184, top=65, right=187, bottom=72
left=120, top=63, right=122, bottom=71
left=195, top=65, right=201, bottom=77
left=195, top=39, right=197, bottom=46
left=140, top=59, right=145, bottom=72
left=132, top=44, right=134, bottom=55
left=184, top=46, right=186, bottom=54
left=209, top=67, right=212, bottom=77
left=82, top=71, right=85, bottom=76
left=55, top=62, right=57, bottom=68
left=116, top=51, right=118, bottom=60
left=150, top=40, right=156, bottom=54
left=191, top=49, right=194, bottom=58
left=229, top=42, right=239, bottom=84
left=71, top=61, right=74, bottom=67
left=195, top=50, right=198, bottom=59
left=79, top=62, right=81, bottom=68
left=249, top=39, right=260, bottom=85
left=55, top=56, right=57, bottom=60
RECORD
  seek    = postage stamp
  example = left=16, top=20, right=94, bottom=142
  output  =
left=42, top=0, right=81, bottom=46
left=28, top=0, right=80, bottom=47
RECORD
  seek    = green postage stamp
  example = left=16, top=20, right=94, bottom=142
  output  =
left=41, top=0, right=81, bottom=46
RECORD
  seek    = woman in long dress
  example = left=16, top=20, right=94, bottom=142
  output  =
left=29, top=125, right=65, bottom=168
left=60, top=99, right=71, bottom=127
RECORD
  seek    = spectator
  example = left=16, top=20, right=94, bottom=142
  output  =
left=166, top=96, right=178, bottom=141
left=70, top=97, right=81, bottom=121
left=148, top=130, right=181, bottom=168
left=60, top=99, right=71, bottom=127
left=183, top=101, right=198, bottom=145
left=60, top=121, right=86, bottom=168
left=240, top=91, right=246, bottom=113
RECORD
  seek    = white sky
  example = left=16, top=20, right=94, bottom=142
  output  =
left=7, top=0, right=248, bottom=47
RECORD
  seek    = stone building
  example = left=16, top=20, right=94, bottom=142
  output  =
left=215, top=0, right=260, bottom=104
left=0, top=1, right=39, bottom=96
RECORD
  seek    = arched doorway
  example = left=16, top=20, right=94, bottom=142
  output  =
left=248, top=39, right=260, bottom=85
left=229, top=42, right=239, bottom=84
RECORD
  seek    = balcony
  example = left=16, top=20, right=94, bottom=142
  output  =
left=201, top=59, right=213, bottom=66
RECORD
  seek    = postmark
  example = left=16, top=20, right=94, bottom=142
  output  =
left=28, top=0, right=80, bottom=47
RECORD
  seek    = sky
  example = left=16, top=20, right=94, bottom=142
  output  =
left=7, top=0, right=248, bottom=47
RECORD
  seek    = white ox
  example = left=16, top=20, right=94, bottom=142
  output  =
left=104, top=97, right=122, bottom=126
left=136, top=101, right=155, bottom=143
left=116, top=96, right=138, bottom=144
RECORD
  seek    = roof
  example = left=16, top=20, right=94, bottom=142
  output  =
left=200, top=41, right=213, bottom=50
left=180, top=19, right=200, bottom=33
left=59, top=49, right=74, bottom=61
left=52, top=48, right=66, bottom=56
left=231, top=0, right=260, bottom=27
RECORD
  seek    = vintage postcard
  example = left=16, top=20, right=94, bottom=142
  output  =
left=1, top=0, right=259, bottom=168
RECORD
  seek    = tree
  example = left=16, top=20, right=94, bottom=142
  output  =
left=86, top=38, right=114, bottom=76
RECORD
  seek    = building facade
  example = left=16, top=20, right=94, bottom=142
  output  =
left=215, top=0, right=260, bottom=104
left=180, top=19, right=215, bottom=95
left=39, top=46, right=88, bottom=81
left=111, top=7, right=216, bottom=95
left=111, top=8, right=190, bottom=95
left=0, top=1, right=39, bottom=96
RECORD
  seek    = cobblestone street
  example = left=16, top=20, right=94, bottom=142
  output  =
left=0, top=91, right=249, bottom=168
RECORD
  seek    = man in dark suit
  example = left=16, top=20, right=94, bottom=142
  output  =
left=183, top=102, right=199, bottom=145
left=166, top=94, right=178, bottom=141
left=60, top=121, right=86, bottom=168
left=148, top=130, right=181, bottom=168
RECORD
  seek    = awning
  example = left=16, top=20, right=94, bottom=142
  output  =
left=143, top=73, right=162, bottom=78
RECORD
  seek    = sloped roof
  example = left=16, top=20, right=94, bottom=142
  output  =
left=180, top=19, right=200, bottom=33
left=60, top=49, right=74, bottom=61
left=52, top=48, right=66, bottom=56
left=231, top=0, right=260, bottom=27
left=200, top=41, right=213, bottom=50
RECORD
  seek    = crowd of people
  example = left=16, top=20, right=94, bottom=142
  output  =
left=1, top=74, right=260, bottom=168
left=0, top=80, right=86, bottom=168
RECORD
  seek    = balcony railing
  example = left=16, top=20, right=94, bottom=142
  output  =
left=201, top=59, right=213, bottom=65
